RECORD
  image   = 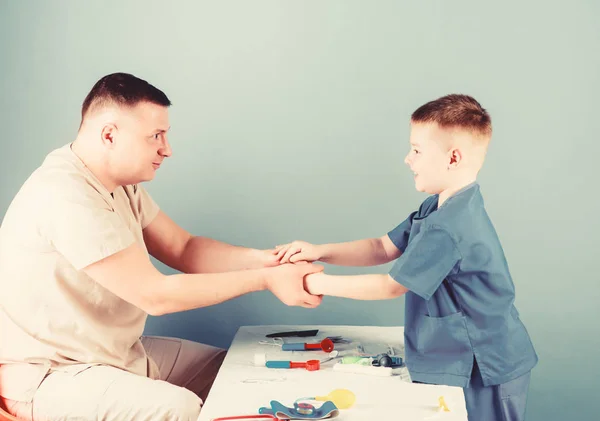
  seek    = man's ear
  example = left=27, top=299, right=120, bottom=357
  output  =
left=448, top=148, right=462, bottom=169
left=100, top=123, right=117, bottom=148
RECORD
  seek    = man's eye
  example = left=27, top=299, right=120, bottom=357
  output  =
left=153, top=133, right=160, bottom=140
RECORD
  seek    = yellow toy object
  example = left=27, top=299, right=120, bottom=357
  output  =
left=314, top=389, right=356, bottom=409
left=438, top=396, right=450, bottom=412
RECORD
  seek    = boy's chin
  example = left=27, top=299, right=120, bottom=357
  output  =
left=415, top=182, right=441, bottom=195
left=414, top=181, right=428, bottom=193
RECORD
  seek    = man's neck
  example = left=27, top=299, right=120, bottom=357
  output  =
left=71, top=138, right=119, bottom=194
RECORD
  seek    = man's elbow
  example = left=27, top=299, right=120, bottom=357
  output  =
left=139, top=276, right=172, bottom=316
left=138, top=294, right=167, bottom=316
left=144, top=300, right=169, bottom=316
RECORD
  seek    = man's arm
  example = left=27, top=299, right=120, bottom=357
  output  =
left=304, top=272, right=408, bottom=300
left=277, top=235, right=402, bottom=266
left=82, top=242, right=323, bottom=316
left=143, top=211, right=279, bottom=273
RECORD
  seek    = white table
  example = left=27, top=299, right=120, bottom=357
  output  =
left=198, top=325, right=468, bottom=421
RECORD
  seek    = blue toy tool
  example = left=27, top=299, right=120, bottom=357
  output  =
left=259, top=401, right=339, bottom=420
left=258, top=389, right=354, bottom=420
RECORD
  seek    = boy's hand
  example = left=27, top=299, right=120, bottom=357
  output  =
left=275, top=241, right=323, bottom=264
left=264, top=262, right=324, bottom=308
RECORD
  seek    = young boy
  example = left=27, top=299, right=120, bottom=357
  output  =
left=275, top=94, right=538, bottom=421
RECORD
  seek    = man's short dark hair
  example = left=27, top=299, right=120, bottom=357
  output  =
left=81, top=72, right=171, bottom=122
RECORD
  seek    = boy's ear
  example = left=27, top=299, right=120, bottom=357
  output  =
left=448, top=148, right=462, bottom=169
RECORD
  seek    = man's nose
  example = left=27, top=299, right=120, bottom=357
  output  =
left=160, top=137, right=172, bottom=157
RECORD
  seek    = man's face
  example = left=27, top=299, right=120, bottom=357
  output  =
left=111, top=101, right=171, bottom=185
left=404, top=122, right=452, bottom=194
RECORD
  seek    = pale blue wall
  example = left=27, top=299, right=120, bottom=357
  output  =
left=2, top=1, right=598, bottom=420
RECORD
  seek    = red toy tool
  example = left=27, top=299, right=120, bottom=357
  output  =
left=265, top=359, right=320, bottom=371
left=281, top=338, right=334, bottom=352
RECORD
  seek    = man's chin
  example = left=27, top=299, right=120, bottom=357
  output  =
left=137, top=173, right=155, bottom=184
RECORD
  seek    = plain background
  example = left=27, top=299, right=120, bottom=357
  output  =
left=1, top=1, right=598, bottom=420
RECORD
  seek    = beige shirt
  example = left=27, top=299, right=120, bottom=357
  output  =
left=0, top=144, right=161, bottom=402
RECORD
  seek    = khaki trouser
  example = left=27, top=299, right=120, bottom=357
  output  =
left=1, top=336, right=227, bottom=421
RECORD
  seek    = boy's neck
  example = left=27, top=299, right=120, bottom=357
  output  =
left=438, top=177, right=477, bottom=207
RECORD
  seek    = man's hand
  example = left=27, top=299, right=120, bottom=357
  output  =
left=275, top=241, right=323, bottom=264
left=248, top=248, right=282, bottom=268
left=264, top=262, right=324, bottom=308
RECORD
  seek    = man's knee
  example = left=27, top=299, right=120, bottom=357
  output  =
left=99, top=373, right=203, bottom=421
left=158, top=386, right=202, bottom=421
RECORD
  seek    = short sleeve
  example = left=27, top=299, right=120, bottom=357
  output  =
left=42, top=184, right=136, bottom=271
left=388, top=196, right=438, bottom=253
left=387, top=211, right=418, bottom=253
left=389, top=226, right=461, bottom=300
left=135, top=184, right=160, bottom=229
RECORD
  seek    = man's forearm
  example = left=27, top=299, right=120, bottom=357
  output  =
left=304, top=272, right=407, bottom=300
left=150, top=268, right=267, bottom=315
left=318, top=238, right=390, bottom=266
left=177, top=236, right=262, bottom=273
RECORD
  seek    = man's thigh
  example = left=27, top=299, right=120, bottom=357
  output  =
left=142, top=336, right=227, bottom=401
left=30, top=365, right=201, bottom=421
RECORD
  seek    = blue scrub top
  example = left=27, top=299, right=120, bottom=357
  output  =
left=388, top=182, right=538, bottom=387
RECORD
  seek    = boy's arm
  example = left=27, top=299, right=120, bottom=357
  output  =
left=319, top=235, right=402, bottom=266
left=304, top=272, right=407, bottom=300
left=301, top=227, right=459, bottom=301
left=278, top=235, right=402, bottom=266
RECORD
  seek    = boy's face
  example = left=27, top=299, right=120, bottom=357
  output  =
left=405, top=122, right=453, bottom=194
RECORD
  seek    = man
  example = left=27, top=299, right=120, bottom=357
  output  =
left=0, top=72, right=323, bottom=421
